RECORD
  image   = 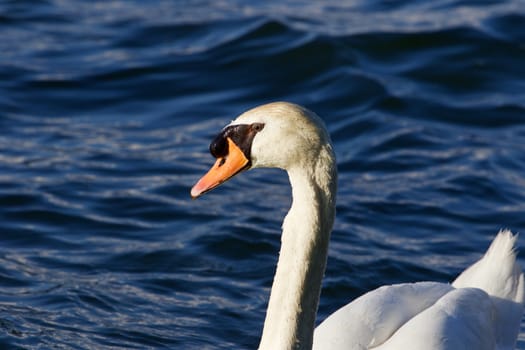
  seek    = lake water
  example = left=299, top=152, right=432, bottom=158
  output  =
left=1, top=0, right=525, bottom=349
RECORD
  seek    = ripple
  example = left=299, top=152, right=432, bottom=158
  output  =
left=1, top=1, right=525, bottom=349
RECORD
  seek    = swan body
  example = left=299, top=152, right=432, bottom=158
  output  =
left=191, top=102, right=524, bottom=350
left=314, top=231, right=524, bottom=350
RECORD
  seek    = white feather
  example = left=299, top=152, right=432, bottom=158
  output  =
left=206, top=102, right=525, bottom=350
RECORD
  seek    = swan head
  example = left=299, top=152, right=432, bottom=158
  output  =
left=191, top=102, right=333, bottom=198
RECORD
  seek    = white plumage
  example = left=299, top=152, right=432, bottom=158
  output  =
left=314, top=230, right=524, bottom=350
left=192, top=102, right=525, bottom=350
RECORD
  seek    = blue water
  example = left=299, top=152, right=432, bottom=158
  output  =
left=1, top=1, right=525, bottom=349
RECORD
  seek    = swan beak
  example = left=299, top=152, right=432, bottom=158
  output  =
left=191, top=137, right=249, bottom=198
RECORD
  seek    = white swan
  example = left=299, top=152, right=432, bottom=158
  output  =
left=191, top=102, right=525, bottom=350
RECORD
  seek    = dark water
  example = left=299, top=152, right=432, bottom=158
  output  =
left=1, top=0, right=525, bottom=348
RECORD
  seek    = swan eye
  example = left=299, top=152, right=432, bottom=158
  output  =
left=251, top=123, right=264, bottom=132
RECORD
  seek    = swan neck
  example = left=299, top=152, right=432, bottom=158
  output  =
left=259, top=150, right=336, bottom=350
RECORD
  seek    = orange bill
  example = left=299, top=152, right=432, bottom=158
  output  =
left=191, top=137, right=249, bottom=198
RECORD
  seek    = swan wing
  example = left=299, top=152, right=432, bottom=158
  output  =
left=314, top=231, right=525, bottom=350
left=452, top=230, right=525, bottom=349
left=313, top=281, right=453, bottom=350
left=314, top=284, right=497, bottom=350
left=373, top=287, right=495, bottom=350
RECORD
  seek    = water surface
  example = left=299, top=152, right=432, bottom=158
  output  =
left=1, top=1, right=525, bottom=349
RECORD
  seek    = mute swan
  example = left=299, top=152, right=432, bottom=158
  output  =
left=191, top=102, right=525, bottom=350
